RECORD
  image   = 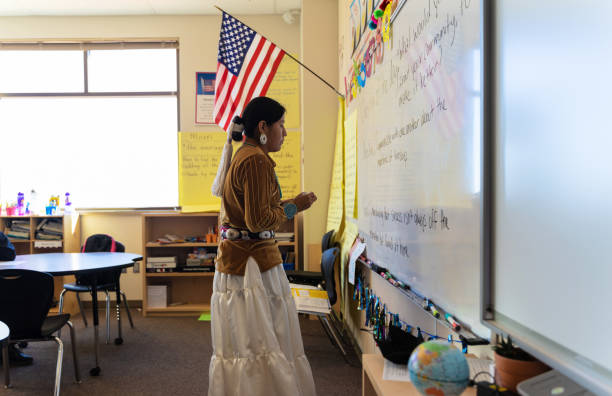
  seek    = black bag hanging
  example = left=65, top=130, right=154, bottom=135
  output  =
left=375, top=324, right=425, bottom=365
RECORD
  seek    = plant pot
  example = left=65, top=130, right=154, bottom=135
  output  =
left=494, top=352, right=550, bottom=392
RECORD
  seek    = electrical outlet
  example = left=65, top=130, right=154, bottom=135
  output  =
left=133, top=261, right=140, bottom=273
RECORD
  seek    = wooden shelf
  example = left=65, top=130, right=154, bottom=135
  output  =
left=141, top=212, right=298, bottom=317
left=0, top=214, right=81, bottom=316
left=146, top=242, right=218, bottom=248
left=146, top=272, right=214, bottom=277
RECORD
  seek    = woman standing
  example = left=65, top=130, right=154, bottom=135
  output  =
left=208, top=97, right=317, bottom=396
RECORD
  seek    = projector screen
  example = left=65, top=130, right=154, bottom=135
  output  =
left=484, top=1, right=612, bottom=394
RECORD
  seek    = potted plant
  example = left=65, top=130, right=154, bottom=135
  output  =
left=493, top=336, right=550, bottom=392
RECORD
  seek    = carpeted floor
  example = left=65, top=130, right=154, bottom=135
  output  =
left=2, top=309, right=361, bottom=395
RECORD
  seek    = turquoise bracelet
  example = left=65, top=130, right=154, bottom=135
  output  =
left=283, top=202, right=297, bottom=219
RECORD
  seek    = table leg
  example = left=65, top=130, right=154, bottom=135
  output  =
left=89, top=276, right=101, bottom=376
left=114, top=277, right=123, bottom=345
left=2, top=337, right=10, bottom=389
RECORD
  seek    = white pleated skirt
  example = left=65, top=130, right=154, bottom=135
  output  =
left=208, top=257, right=317, bottom=396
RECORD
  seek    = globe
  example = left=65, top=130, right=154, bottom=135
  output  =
left=408, top=340, right=470, bottom=396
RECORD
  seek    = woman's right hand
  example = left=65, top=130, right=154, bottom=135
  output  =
left=293, top=192, right=317, bottom=212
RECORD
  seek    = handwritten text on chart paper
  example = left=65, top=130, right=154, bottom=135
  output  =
left=369, top=207, right=450, bottom=232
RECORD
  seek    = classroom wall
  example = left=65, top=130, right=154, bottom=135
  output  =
left=0, top=11, right=340, bottom=297
left=0, top=14, right=303, bottom=299
left=300, top=0, right=340, bottom=271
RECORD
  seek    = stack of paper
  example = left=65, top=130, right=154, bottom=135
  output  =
left=146, top=256, right=177, bottom=272
left=35, top=219, right=63, bottom=240
left=276, top=232, right=294, bottom=242
left=289, top=284, right=331, bottom=314
left=5, top=220, right=30, bottom=239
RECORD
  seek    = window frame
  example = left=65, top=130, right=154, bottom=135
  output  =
left=0, top=41, right=181, bottom=210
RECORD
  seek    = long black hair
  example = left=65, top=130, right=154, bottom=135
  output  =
left=231, top=97, right=286, bottom=142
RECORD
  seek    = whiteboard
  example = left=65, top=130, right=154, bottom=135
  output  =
left=347, top=0, right=488, bottom=337
left=486, top=1, right=612, bottom=393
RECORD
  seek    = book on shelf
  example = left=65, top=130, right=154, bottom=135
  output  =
left=41, top=222, right=63, bottom=233
left=147, top=256, right=177, bottom=263
left=179, top=266, right=215, bottom=272
left=146, top=262, right=177, bottom=269
left=146, top=257, right=177, bottom=269
left=35, top=233, right=62, bottom=240
left=276, top=232, right=294, bottom=241
left=146, top=267, right=176, bottom=273
left=9, top=220, right=30, bottom=232
left=36, top=218, right=49, bottom=231
left=6, top=230, right=29, bottom=239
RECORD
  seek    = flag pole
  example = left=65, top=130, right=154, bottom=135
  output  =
left=214, top=5, right=345, bottom=98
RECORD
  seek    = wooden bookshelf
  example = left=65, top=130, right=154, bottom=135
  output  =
left=141, top=212, right=298, bottom=317
left=0, top=214, right=81, bottom=313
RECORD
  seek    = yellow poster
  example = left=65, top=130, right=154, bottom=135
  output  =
left=339, top=220, right=359, bottom=299
left=178, top=132, right=225, bottom=213
left=266, top=55, right=300, bottom=129
left=179, top=131, right=301, bottom=212
left=344, top=110, right=358, bottom=219
left=326, top=97, right=345, bottom=233
left=269, top=131, right=301, bottom=199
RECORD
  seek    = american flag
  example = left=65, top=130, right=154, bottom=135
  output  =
left=214, top=12, right=285, bottom=132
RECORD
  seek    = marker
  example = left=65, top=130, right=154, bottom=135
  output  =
left=428, top=303, right=440, bottom=318
left=445, top=313, right=461, bottom=331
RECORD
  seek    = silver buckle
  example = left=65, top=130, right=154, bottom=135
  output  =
left=225, top=228, right=241, bottom=240
left=258, top=230, right=273, bottom=239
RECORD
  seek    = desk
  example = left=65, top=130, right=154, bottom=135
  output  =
left=0, top=252, right=141, bottom=376
left=362, top=354, right=477, bottom=396
left=0, top=320, right=8, bottom=387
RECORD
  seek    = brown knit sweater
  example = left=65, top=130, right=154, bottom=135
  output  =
left=215, top=143, right=288, bottom=275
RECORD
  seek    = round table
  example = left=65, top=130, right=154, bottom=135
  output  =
left=0, top=252, right=141, bottom=376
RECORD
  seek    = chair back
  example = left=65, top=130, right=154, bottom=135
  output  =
left=0, top=269, right=54, bottom=339
left=320, top=247, right=339, bottom=306
left=321, top=230, right=335, bottom=253
left=78, top=234, right=126, bottom=286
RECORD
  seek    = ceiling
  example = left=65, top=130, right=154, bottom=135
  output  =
left=0, top=0, right=301, bottom=16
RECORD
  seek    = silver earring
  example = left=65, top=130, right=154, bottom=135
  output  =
left=259, top=134, right=268, bottom=145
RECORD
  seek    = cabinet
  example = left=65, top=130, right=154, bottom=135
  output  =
left=0, top=214, right=81, bottom=312
left=141, top=212, right=298, bottom=317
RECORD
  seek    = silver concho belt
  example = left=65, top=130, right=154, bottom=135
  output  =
left=220, top=226, right=275, bottom=241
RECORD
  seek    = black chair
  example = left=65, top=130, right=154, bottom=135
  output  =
left=321, top=229, right=335, bottom=252
left=0, top=269, right=81, bottom=395
left=286, top=230, right=336, bottom=286
left=58, top=234, right=134, bottom=345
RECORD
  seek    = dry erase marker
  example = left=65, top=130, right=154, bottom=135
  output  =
left=429, top=303, right=440, bottom=318
left=445, top=313, right=461, bottom=331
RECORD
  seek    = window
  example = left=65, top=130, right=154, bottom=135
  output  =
left=0, top=43, right=179, bottom=209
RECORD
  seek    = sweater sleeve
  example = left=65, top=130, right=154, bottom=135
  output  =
left=240, top=154, right=287, bottom=232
